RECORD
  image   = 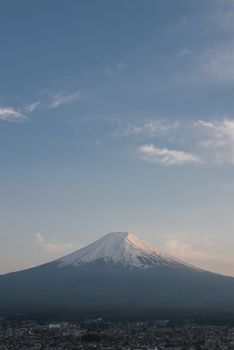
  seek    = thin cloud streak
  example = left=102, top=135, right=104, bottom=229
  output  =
left=0, top=101, right=40, bottom=123
left=49, top=91, right=80, bottom=108
left=23, top=101, right=40, bottom=113
left=199, top=49, right=234, bottom=83
left=0, top=107, right=24, bottom=122
left=197, top=119, right=234, bottom=164
left=36, top=233, right=74, bottom=254
left=138, top=144, right=200, bottom=166
left=174, top=49, right=192, bottom=59
left=131, top=118, right=234, bottom=166
left=163, top=233, right=234, bottom=277
left=118, top=120, right=179, bottom=137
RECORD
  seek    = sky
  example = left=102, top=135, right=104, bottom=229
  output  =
left=1, top=0, right=234, bottom=276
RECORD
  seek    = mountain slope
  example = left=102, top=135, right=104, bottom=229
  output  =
left=0, top=232, right=234, bottom=317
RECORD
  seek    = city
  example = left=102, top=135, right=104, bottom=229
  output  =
left=1, top=317, right=234, bottom=350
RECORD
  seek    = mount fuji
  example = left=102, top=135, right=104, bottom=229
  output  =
left=0, top=232, right=234, bottom=317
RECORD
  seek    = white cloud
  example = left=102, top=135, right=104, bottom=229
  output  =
left=131, top=118, right=234, bottom=166
left=138, top=144, right=200, bottom=165
left=163, top=233, right=234, bottom=277
left=23, top=101, right=40, bottom=113
left=0, top=107, right=24, bottom=122
left=49, top=91, right=80, bottom=108
left=197, top=118, right=234, bottom=163
left=0, top=101, right=40, bottom=123
left=36, top=233, right=73, bottom=254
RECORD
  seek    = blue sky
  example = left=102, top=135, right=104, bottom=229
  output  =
left=1, top=0, right=234, bottom=276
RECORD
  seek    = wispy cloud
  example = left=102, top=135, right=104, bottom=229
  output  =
left=23, top=101, right=40, bottom=113
left=119, top=120, right=179, bottom=137
left=138, top=144, right=200, bottom=166
left=199, top=49, right=234, bottom=83
left=197, top=118, right=234, bottom=163
left=174, top=49, right=192, bottom=59
left=0, top=101, right=40, bottom=123
left=207, top=0, right=234, bottom=32
left=105, top=62, right=128, bottom=77
left=162, top=233, right=234, bottom=277
left=0, top=107, right=24, bottom=122
left=0, top=90, right=81, bottom=123
left=36, top=233, right=74, bottom=254
left=172, top=47, right=234, bottom=86
left=188, top=2, right=234, bottom=84
left=129, top=117, right=234, bottom=166
left=49, top=91, right=80, bottom=108
left=116, top=62, right=128, bottom=69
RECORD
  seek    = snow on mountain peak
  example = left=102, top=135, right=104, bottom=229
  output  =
left=58, top=231, right=196, bottom=270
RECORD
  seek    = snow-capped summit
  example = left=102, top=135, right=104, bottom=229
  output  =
left=58, top=231, right=196, bottom=270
